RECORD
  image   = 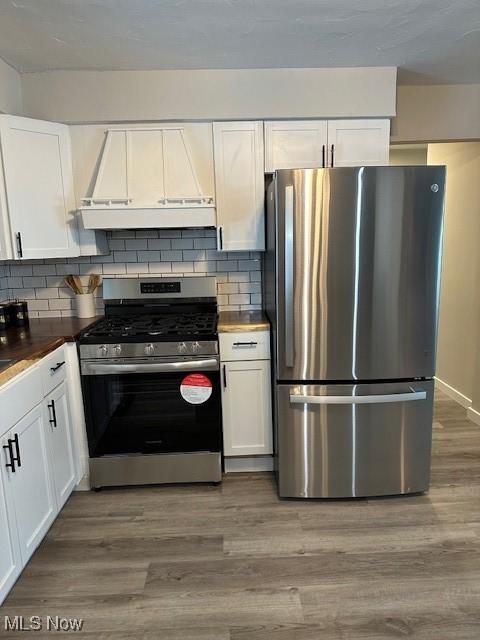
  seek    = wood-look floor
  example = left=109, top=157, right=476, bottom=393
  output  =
left=2, top=389, right=480, bottom=639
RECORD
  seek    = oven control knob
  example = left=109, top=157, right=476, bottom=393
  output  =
left=192, top=341, right=201, bottom=353
left=98, top=344, right=108, bottom=357
left=112, top=344, right=122, bottom=356
left=177, top=342, right=187, bottom=354
left=144, top=343, right=155, bottom=356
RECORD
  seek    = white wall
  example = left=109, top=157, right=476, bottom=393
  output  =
left=389, top=144, right=427, bottom=165
left=427, top=142, right=480, bottom=406
left=0, top=58, right=22, bottom=115
left=393, top=84, right=480, bottom=143
left=20, top=67, right=397, bottom=123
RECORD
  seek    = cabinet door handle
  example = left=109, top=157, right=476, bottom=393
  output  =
left=50, top=361, right=65, bottom=373
left=232, top=341, right=258, bottom=347
left=322, top=144, right=326, bottom=168
left=222, top=364, right=227, bottom=389
left=3, top=440, right=15, bottom=473
left=15, top=232, right=23, bottom=258
left=48, top=399, right=57, bottom=428
left=12, top=433, right=21, bottom=468
left=218, top=226, right=224, bottom=251
left=330, top=144, right=335, bottom=167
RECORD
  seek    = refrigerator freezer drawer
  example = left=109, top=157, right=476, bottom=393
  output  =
left=277, top=380, right=434, bottom=498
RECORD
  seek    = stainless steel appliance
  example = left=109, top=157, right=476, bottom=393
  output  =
left=79, top=277, right=222, bottom=489
left=263, top=166, right=446, bottom=498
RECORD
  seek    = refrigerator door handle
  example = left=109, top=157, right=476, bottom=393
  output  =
left=284, top=184, right=294, bottom=368
left=289, top=389, right=427, bottom=405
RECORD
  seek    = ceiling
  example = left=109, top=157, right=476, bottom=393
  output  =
left=0, top=0, right=479, bottom=84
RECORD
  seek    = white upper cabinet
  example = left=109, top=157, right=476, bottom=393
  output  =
left=264, top=120, right=328, bottom=172
left=213, top=121, right=265, bottom=251
left=326, top=119, right=390, bottom=167
left=0, top=116, right=80, bottom=259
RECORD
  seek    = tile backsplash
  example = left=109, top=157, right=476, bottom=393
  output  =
left=0, top=229, right=262, bottom=318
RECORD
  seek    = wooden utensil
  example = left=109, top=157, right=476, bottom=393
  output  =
left=64, top=275, right=83, bottom=294
left=87, top=274, right=101, bottom=294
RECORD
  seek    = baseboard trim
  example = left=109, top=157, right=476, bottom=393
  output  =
left=435, top=377, right=471, bottom=408
left=224, top=456, right=274, bottom=473
left=467, top=406, right=480, bottom=426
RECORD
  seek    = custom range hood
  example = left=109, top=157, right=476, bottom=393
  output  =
left=80, top=127, right=215, bottom=229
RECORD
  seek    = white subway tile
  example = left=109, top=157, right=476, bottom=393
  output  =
left=7, top=277, right=23, bottom=288
left=108, top=238, right=125, bottom=250
left=37, top=310, right=62, bottom=318
left=102, top=263, right=127, bottom=275
left=228, top=272, right=250, bottom=283
left=113, top=251, right=137, bottom=262
left=216, top=260, right=238, bottom=271
left=183, top=250, right=206, bottom=261
left=49, top=298, right=73, bottom=310
left=135, top=230, right=158, bottom=238
left=158, top=230, right=182, bottom=238
left=10, top=265, right=33, bottom=276
left=218, top=282, right=239, bottom=294
left=193, top=261, right=216, bottom=273
left=126, top=263, right=150, bottom=274
left=22, top=276, right=46, bottom=288
left=171, top=239, right=194, bottom=250
left=137, top=250, right=161, bottom=262
left=33, top=265, right=57, bottom=276
left=172, top=262, right=194, bottom=272
left=238, top=259, right=261, bottom=271
left=148, top=262, right=172, bottom=273
left=251, top=294, right=262, bottom=305
left=250, top=271, right=262, bottom=282
left=147, top=239, right=171, bottom=250
left=125, top=239, right=148, bottom=250
left=35, top=287, right=60, bottom=299
left=228, top=294, right=250, bottom=305
left=12, top=288, right=35, bottom=299
left=27, top=299, right=50, bottom=311
left=79, top=264, right=102, bottom=275
left=56, top=263, right=79, bottom=275
left=161, top=250, right=183, bottom=262
left=60, top=309, right=75, bottom=317
left=194, top=238, right=216, bottom=249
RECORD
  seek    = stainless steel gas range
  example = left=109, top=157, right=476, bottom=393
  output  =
left=78, top=277, right=222, bottom=489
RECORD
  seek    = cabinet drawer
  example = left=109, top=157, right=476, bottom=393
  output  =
left=40, top=345, right=67, bottom=396
left=219, top=331, right=270, bottom=362
left=0, top=366, right=43, bottom=435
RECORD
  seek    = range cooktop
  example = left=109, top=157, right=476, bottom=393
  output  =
left=80, top=311, right=217, bottom=343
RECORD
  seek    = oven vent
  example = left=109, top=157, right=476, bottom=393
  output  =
left=79, top=127, right=215, bottom=229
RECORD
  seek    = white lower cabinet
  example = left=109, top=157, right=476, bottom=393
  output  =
left=44, top=382, right=76, bottom=510
left=0, top=459, right=21, bottom=604
left=0, top=348, right=78, bottom=604
left=220, top=329, right=273, bottom=462
left=222, top=359, right=273, bottom=456
left=4, top=406, right=56, bottom=565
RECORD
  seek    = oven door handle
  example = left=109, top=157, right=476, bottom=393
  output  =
left=83, top=359, right=219, bottom=375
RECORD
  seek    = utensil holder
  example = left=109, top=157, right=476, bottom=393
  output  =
left=74, top=293, right=96, bottom=319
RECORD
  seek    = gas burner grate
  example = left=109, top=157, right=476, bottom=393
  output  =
left=84, top=312, right=217, bottom=339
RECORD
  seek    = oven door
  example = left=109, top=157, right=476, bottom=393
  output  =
left=81, top=357, right=222, bottom=458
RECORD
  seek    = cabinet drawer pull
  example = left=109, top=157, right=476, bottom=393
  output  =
left=15, top=232, right=23, bottom=258
left=48, top=399, right=58, bottom=428
left=232, top=341, right=258, bottom=347
left=330, top=144, right=335, bottom=167
left=50, top=361, right=65, bottom=373
left=3, top=440, right=15, bottom=473
left=12, top=433, right=21, bottom=467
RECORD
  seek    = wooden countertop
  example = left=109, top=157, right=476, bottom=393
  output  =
left=0, top=316, right=102, bottom=387
left=218, top=310, right=270, bottom=333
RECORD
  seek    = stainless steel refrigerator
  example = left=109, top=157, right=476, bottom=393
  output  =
left=263, top=166, right=446, bottom=498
